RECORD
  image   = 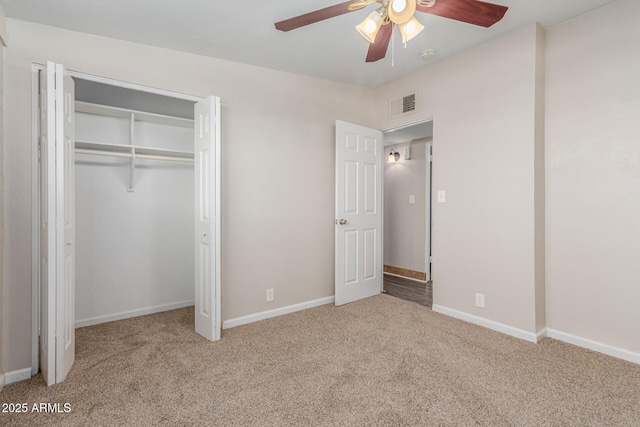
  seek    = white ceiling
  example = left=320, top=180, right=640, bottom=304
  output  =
left=0, top=0, right=621, bottom=87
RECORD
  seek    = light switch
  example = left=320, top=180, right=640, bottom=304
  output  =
left=409, top=195, right=415, bottom=204
left=437, top=190, right=446, bottom=203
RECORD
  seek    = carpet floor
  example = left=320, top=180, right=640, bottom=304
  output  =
left=1, top=294, right=639, bottom=426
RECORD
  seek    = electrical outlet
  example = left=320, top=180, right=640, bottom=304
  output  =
left=266, top=288, right=274, bottom=302
left=475, top=293, right=485, bottom=309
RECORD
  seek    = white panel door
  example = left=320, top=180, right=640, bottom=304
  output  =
left=194, top=96, right=221, bottom=341
left=40, top=62, right=75, bottom=385
left=335, top=120, right=383, bottom=305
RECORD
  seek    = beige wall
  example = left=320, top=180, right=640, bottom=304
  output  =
left=384, top=139, right=428, bottom=273
left=0, top=5, right=6, bottom=387
left=3, top=19, right=374, bottom=373
left=0, top=5, right=6, bottom=45
left=374, top=23, right=546, bottom=336
left=545, top=0, right=640, bottom=354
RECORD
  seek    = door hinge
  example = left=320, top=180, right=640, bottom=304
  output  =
left=429, top=256, right=433, bottom=263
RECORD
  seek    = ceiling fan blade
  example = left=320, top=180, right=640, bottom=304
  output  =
left=275, top=1, right=361, bottom=32
left=416, top=0, right=508, bottom=28
left=365, top=23, right=393, bottom=63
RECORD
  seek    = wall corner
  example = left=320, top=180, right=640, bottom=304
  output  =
left=533, top=22, right=546, bottom=332
left=0, top=6, right=7, bottom=47
left=0, top=5, right=7, bottom=383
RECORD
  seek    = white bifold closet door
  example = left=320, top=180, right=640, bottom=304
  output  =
left=40, top=63, right=221, bottom=386
left=194, top=96, right=221, bottom=342
left=40, top=61, right=76, bottom=386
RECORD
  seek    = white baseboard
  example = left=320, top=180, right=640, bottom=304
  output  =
left=5, top=368, right=32, bottom=385
left=536, top=327, right=548, bottom=342
left=223, top=296, right=335, bottom=330
left=545, top=328, right=640, bottom=365
left=75, top=300, right=195, bottom=328
left=0, top=372, right=5, bottom=391
left=432, top=304, right=542, bottom=343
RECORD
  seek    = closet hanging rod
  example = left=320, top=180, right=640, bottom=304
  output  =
left=75, top=149, right=194, bottom=163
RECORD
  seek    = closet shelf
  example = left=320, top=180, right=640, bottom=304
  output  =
left=75, top=141, right=194, bottom=161
left=76, top=101, right=194, bottom=128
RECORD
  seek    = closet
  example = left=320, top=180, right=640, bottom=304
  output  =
left=73, top=78, right=196, bottom=328
left=37, top=62, right=220, bottom=386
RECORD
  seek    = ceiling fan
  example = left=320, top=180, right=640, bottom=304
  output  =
left=275, top=0, right=508, bottom=62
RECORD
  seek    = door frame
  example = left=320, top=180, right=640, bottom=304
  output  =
left=30, top=64, right=219, bottom=375
left=381, top=117, right=433, bottom=282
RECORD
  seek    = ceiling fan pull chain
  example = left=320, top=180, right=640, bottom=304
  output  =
left=391, top=24, right=395, bottom=67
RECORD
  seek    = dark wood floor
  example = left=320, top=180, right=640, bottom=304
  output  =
left=383, top=274, right=433, bottom=307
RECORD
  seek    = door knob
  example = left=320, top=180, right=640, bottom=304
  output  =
left=339, top=219, right=347, bottom=225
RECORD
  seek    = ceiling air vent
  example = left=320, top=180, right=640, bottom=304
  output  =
left=389, top=92, right=417, bottom=118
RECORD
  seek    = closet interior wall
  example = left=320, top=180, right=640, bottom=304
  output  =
left=73, top=79, right=196, bottom=327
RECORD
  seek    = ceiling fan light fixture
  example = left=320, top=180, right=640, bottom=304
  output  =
left=356, top=9, right=384, bottom=43
left=389, top=149, right=400, bottom=162
left=392, top=0, right=407, bottom=13
left=399, top=17, right=424, bottom=43
left=387, top=0, right=416, bottom=24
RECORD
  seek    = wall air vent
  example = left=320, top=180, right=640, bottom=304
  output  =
left=388, top=92, right=417, bottom=118
left=403, top=93, right=416, bottom=113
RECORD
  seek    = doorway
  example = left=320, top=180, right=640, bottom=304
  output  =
left=382, top=120, right=433, bottom=306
